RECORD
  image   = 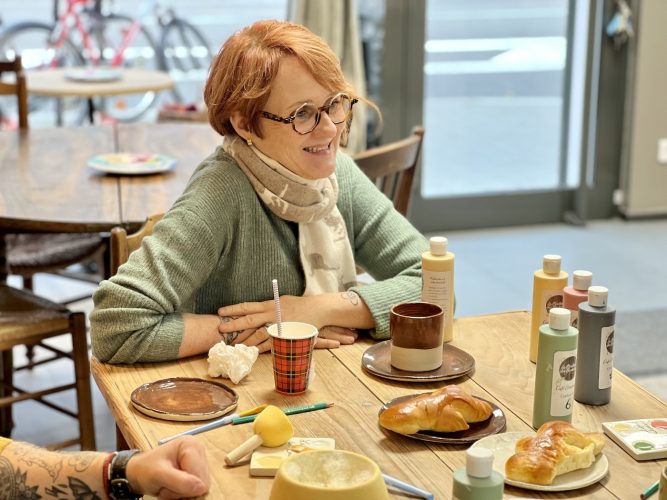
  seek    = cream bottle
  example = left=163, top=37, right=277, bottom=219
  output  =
left=529, top=255, right=568, bottom=363
left=532, top=308, right=578, bottom=429
left=421, top=236, right=455, bottom=342
left=562, top=270, right=593, bottom=328
left=574, top=286, right=615, bottom=405
left=452, top=447, right=504, bottom=500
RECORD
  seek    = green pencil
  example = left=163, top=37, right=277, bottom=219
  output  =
left=640, top=480, right=659, bottom=500
left=232, top=402, right=333, bottom=425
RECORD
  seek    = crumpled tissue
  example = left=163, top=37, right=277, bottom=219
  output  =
left=207, top=342, right=259, bottom=384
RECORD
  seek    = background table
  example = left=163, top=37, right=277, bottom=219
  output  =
left=91, top=311, right=667, bottom=499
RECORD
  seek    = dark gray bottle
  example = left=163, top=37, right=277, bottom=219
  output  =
left=574, top=286, right=615, bottom=405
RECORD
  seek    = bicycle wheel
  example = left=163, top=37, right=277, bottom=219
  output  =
left=159, top=18, right=213, bottom=104
left=0, top=22, right=87, bottom=127
left=91, top=13, right=161, bottom=121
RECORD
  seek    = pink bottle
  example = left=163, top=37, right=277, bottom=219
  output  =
left=562, top=270, right=592, bottom=328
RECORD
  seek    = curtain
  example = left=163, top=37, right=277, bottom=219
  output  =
left=289, top=0, right=368, bottom=153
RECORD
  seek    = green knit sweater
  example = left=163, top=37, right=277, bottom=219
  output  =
left=90, top=147, right=428, bottom=363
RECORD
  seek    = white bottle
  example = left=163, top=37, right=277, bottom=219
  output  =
left=452, top=447, right=504, bottom=500
left=421, top=236, right=455, bottom=342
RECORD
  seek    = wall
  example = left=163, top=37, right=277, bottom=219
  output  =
left=620, top=0, right=667, bottom=216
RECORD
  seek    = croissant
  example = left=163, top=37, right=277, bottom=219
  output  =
left=379, top=385, right=493, bottom=435
left=505, top=421, right=605, bottom=485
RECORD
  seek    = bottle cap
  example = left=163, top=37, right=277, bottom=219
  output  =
left=588, top=286, right=608, bottom=307
left=543, top=254, right=562, bottom=274
left=572, top=270, right=593, bottom=291
left=429, top=236, right=448, bottom=255
left=466, top=447, right=494, bottom=478
left=549, top=308, right=571, bottom=330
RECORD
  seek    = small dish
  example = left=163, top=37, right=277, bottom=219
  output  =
left=87, top=153, right=176, bottom=175
left=362, top=340, right=474, bottom=382
left=65, top=68, right=123, bottom=82
left=378, top=393, right=506, bottom=444
left=471, top=432, right=609, bottom=491
left=130, top=377, right=238, bottom=421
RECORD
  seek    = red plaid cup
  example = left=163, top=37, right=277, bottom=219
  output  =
left=267, top=322, right=318, bottom=395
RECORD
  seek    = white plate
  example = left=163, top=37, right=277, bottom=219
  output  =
left=87, top=153, right=176, bottom=175
left=471, top=431, right=609, bottom=491
left=65, top=68, right=122, bottom=82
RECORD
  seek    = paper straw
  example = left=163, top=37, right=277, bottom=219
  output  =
left=272, top=278, right=283, bottom=337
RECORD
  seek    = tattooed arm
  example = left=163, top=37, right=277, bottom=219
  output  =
left=0, top=436, right=209, bottom=499
left=216, top=290, right=373, bottom=352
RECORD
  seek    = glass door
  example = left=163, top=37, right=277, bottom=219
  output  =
left=379, top=0, right=607, bottom=232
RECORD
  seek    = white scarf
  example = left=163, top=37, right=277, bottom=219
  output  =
left=223, top=135, right=357, bottom=294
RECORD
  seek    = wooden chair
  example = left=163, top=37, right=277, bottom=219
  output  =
left=0, top=56, right=28, bottom=130
left=110, top=214, right=164, bottom=276
left=1, top=57, right=106, bottom=368
left=352, top=126, right=425, bottom=217
left=0, top=284, right=96, bottom=449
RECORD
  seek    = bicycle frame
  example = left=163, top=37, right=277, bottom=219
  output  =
left=48, top=0, right=144, bottom=68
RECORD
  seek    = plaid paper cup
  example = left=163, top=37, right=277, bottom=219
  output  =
left=268, top=322, right=318, bottom=395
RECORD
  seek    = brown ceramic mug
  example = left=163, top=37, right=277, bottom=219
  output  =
left=390, top=302, right=444, bottom=372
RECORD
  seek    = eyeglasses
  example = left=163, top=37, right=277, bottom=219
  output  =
left=261, top=93, right=358, bottom=135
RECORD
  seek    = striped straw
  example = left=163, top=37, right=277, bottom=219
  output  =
left=272, top=279, right=283, bottom=337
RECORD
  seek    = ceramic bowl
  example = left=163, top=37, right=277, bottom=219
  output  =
left=269, top=449, right=389, bottom=500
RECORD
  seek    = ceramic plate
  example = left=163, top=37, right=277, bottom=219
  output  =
left=131, top=377, right=238, bottom=422
left=87, top=153, right=176, bottom=175
left=378, top=393, right=506, bottom=444
left=471, top=432, right=609, bottom=491
left=362, top=340, right=475, bottom=382
left=65, top=68, right=123, bottom=82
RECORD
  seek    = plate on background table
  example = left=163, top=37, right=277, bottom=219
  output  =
left=362, top=340, right=475, bottom=382
left=131, top=377, right=238, bottom=421
left=87, top=153, right=176, bottom=175
left=378, top=393, right=506, bottom=444
left=65, top=68, right=123, bottom=82
left=471, top=432, right=609, bottom=491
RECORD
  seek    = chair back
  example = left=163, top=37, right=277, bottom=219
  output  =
left=352, top=126, right=424, bottom=217
left=110, top=214, right=164, bottom=276
left=0, top=56, right=29, bottom=130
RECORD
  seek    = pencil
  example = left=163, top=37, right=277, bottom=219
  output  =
left=232, top=402, right=333, bottom=425
left=640, top=480, right=659, bottom=500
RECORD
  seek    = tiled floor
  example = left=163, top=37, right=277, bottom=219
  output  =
left=5, top=217, right=667, bottom=451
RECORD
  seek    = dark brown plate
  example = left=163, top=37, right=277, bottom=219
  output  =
left=378, top=393, right=506, bottom=444
left=362, top=340, right=475, bottom=382
left=130, top=377, right=238, bottom=421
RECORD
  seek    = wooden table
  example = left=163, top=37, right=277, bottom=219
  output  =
left=91, top=311, right=667, bottom=499
left=26, top=68, right=174, bottom=99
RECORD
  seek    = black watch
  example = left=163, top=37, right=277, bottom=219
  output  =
left=109, top=450, right=142, bottom=500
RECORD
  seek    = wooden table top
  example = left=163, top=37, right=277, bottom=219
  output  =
left=0, top=126, right=120, bottom=232
left=26, top=68, right=174, bottom=98
left=91, top=311, right=667, bottom=499
left=0, top=123, right=220, bottom=232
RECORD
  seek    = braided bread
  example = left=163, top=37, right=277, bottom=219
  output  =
left=379, top=385, right=493, bottom=435
left=505, top=421, right=605, bottom=485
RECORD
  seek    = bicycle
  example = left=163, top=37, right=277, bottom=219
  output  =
left=0, top=0, right=212, bottom=126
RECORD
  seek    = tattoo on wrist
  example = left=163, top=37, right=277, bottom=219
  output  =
left=341, top=291, right=360, bottom=306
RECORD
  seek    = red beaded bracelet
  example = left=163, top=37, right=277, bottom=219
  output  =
left=102, top=452, right=116, bottom=499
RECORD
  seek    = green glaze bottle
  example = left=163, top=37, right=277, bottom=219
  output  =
left=532, top=308, right=578, bottom=429
left=452, top=448, right=504, bottom=500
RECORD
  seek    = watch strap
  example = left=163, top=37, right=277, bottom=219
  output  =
left=109, top=449, right=142, bottom=499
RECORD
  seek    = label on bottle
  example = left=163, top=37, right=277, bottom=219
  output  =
left=550, top=349, right=577, bottom=416
left=570, top=310, right=579, bottom=328
left=540, top=289, right=564, bottom=325
left=598, top=325, right=614, bottom=389
left=422, top=269, right=452, bottom=326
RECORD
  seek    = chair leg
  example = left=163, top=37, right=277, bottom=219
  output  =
left=70, top=312, right=96, bottom=450
left=22, top=276, right=37, bottom=368
left=0, top=349, right=14, bottom=437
